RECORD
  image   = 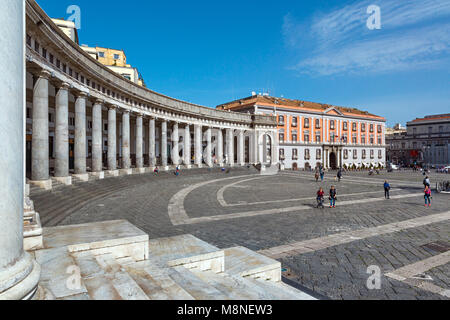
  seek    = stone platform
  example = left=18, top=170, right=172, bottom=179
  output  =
left=32, top=220, right=315, bottom=300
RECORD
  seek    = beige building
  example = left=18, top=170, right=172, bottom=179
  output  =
left=51, top=18, right=79, bottom=44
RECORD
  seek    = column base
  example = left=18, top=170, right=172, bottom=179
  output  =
left=72, top=173, right=89, bottom=182
left=119, top=168, right=133, bottom=175
left=106, top=170, right=119, bottom=177
left=196, top=164, right=203, bottom=169
left=162, top=166, right=170, bottom=171
left=0, top=253, right=41, bottom=300
left=133, top=168, right=146, bottom=174
left=90, top=171, right=105, bottom=180
left=53, top=176, right=72, bottom=186
left=184, top=165, right=192, bottom=169
left=29, top=179, right=52, bottom=191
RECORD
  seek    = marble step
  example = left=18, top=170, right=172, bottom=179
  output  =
left=245, top=278, right=316, bottom=300
left=121, top=259, right=194, bottom=300
left=34, top=247, right=89, bottom=299
left=167, top=266, right=229, bottom=300
left=148, top=234, right=224, bottom=273
left=74, top=252, right=149, bottom=300
left=224, top=247, right=281, bottom=281
left=190, top=269, right=275, bottom=300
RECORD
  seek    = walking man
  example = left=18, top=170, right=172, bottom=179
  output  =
left=384, top=180, right=391, bottom=199
left=329, top=186, right=337, bottom=208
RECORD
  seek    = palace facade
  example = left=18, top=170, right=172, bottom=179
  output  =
left=217, top=95, right=387, bottom=170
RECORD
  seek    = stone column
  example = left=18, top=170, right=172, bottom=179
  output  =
left=91, top=100, right=103, bottom=177
left=54, top=82, right=71, bottom=185
left=0, top=0, right=40, bottom=299
left=161, top=120, right=168, bottom=170
left=217, top=129, right=224, bottom=165
left=262, top=134, right=268, bottom=164
left=205, top=127, right=212, bottom=167
left=226, top=129, right=234, bottom=167
left=31, top=70, right=51, bottom=189
left=184, top=124, right=191, bottom=168
left=149, top=118, right=156, bottom=168
left=74, top=93, right=88, bottom=181
left=194, top=124, right=203, bottom=167
left=238, top=130, right=245, bottom=166
left=121, top=110, right=131, bottom=173
left=107, top=106, right=118, bottom=174
left=135, top=114, right=144, bottom=173
left=172, top=122, right=179, bottom=166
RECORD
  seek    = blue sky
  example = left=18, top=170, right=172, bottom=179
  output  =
left=38, top=0, right=449, bottom=126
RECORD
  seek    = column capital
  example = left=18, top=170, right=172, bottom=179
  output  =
left=107, top=104, right=118, bottom=110
left=36, top=69, right=52, bottom=80
left=94, top=99, right=105, bottom=106
left=75, top=91, right=89, bottom=99
left=55, top=81, right=70, bottom=91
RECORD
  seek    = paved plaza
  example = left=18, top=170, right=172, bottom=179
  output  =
left=31, top=168, right=450, bottom=300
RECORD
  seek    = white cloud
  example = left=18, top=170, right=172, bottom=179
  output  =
left=284, top=0, right=450, bottom=75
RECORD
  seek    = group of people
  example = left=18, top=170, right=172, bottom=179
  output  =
left=316, top=186, right=337, bottom=209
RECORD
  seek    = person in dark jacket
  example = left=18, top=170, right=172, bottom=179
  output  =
left=317, top=188, right=325, bottom=209
left=337, top=168, right=343, bottom=182
left=329, top=186, right=337, bottom=208
left=384, top=181, right=391, bottom=199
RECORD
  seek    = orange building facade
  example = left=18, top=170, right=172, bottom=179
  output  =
left=217, top=95, right=387, bottom=170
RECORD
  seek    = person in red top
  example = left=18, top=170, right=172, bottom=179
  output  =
left=424, top=186, right=432, bottom=207
left=317, top=188, right=325, bottom=209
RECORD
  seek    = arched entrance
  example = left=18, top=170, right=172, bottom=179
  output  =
left=305, top=162, right=311, bottom=171
left=329, top=152, right=337, bottom=170
left=293, top=162, right=298, bottom=171
left=258, top=132, right=273, bottom=165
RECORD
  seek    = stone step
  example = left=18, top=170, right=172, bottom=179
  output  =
left=34, top=247, right=89, bottom=299
left=120, top=259, right=194, bottom=300
left=148, top=234, right=224, bottom=273
left=73, top=252, right=149, bottom=300
left=245, top=278, right=316, bottom=300
left=224, top=247, right=281, bottom=281
left=190, top=269, right=272, bottom=300
left=167, top=266, right=229, bottom=300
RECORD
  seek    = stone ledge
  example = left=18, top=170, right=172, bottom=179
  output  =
left=29, top=179, right=52, bottom=191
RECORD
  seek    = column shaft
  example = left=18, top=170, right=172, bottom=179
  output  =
left=107, top=107, right=117, bottom=171
left=74, top=94, right=87, bottom=174
left=172, top=122, right=179, bottom=165
left=161, top=120, right=168, bottom=168
left=217, top=129, right=223, bottom=165
left=149, top=118, right=156, bottom=167
left=194, top=125, right=203, bottom=166
left=136, top=115, right=143, bottom=168
left=238, top=130, right=245, bottom=165
left=31, top=72, right=50, bottom=181
left=226, top=129, right=234, bottom=166
left=184, top=124, right=191, bottom=166
left=205, top=127, right=212, bottom=167
left=122, top=111, right=130, bottom=169
left=54, top=84, right=69, bottom=178
left=92, top=101, right=103, bottom=173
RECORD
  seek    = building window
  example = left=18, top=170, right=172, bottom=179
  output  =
left=377, top=125, right=382, bottom=134
left=292, top=117, right=298, bottom=127
left=361, top=123, right=366, bottom=132
left=56, top=59, right=61, bottom=69
left=26, top=108, right=31, bottom=119
left=69, top=68, right=73, bottom=77
left=316, top=149, right=321, bottom=160
left=330, top=133, right=336, bottom=143
left=304, top=118, right=310, bottom=128
left=26, top=34, right=31, bottom=46
left=69, top=117, right=75, bottom=126
left=99, top=52, right=105, bottom=58
left=49, top=54, right=54, bottom=64
left=304, top=132, right=310, bottom=143
left=104, top=123, right=108, bottom=131
left=378, top=150, right=382, bottom=159
left=292, top=132, right=298, bottom=142
left=315, top=119, right=321, bottom=129
left=353, top=150, right=358, bottom=159
left=343, top=122, right=348, bottom=131
left=370, top=136, right=374, bottom=145
left=352, top=134, right=357, bottom=144
left=378, top=136, right=382, bottom=145
left=361, top=135, right=366, bottom=145
left=278, top=115, right=285, bottom=126
left=370, top=124, right=374, bottom=133
left=362, top=150, right=367, bottom=159
left=80, top=76, right=85, bottom=84
left=315, top=133, right=321, bottom=143
left=34, top=41, right=40, bottom=53
left=279, top=133, right=285, bottom=143
left=352, top=123, right=357, bottom=131
left=330, top=120, right=335, bottom=130
left=428, top=127, right=433, bottom=134
left=88, top=121, right=92, bottom=130
left=48, top=113, right=53, bottom=123
left=42, top=48, right=47, bottom=59
left=292, top=149, right=298, bottom=160
left=279, top=149, right=285, bottom=160
left=305, top=149, right=310, bottom=160
left=74, top=72, right=79, bottom=80
left=62, top=64, right=67, bottom=73
left=344, top=150, right=349, bottom=159
left=343, top=134, right=348, bottom=144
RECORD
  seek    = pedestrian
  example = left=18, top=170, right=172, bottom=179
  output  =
left=315, top=170, right=319, bottom=182
left=329, top=186, right=337, bottom=208
left=424, top=186, right=432, bottom=207
left=154, top=166, right=159, bottom=174
left=317, top=187, right=325, bottom=209
left=423, top=176, right=431, bottom=188
left=320, top=167, right=324, bottom=182
left=175, top=165, right=180, bottom=176
left=384, top=181, right=391, bottom=199
left=337, top=168, right=342, bottom=182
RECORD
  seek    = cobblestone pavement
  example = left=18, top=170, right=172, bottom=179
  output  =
left=32, top=168, right=450, bottom=300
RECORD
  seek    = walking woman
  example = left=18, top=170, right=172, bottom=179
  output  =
left=329, top=186, right=337, bottom=208
left=424, top=186, right=432, bottom=207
